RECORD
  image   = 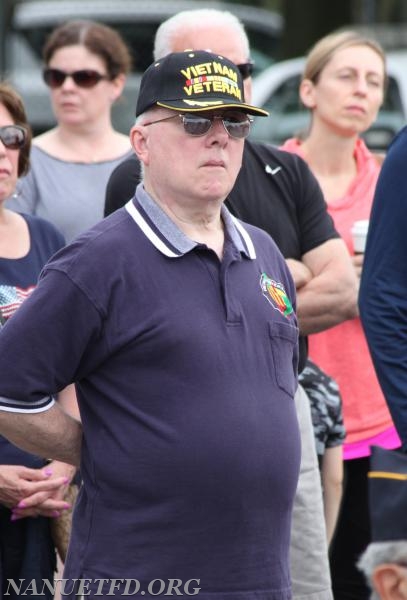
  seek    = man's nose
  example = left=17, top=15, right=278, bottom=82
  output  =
left=207, top=117, right=229, bottom=143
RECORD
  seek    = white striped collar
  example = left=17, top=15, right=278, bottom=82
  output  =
left=125, top=184, right=256, bottom=260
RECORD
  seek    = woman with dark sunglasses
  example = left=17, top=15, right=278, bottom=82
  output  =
left=0, top=83, right=77, bottom=597
left=8, top=20, right=133, bottom=242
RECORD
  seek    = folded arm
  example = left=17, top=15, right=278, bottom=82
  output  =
left=287, top=238, right=358, bottom=335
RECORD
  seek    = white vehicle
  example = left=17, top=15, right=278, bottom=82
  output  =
left=251, top=51, right=407, bottom=150
left=4, top=0, right=282, bottom=135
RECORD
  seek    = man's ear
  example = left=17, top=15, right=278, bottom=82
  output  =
left=299, top=78, right=316, bottom=109
left=130, top=125, right=149, bottom=166
left=372, top=564, right=407, bottom=600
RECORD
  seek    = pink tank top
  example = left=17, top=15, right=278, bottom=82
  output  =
left=281, top=137, right=400, bottom=457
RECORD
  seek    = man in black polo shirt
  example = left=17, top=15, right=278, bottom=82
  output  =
left=104, top=10, right=358, bottom=600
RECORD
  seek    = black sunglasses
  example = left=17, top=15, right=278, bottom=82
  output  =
left=0, top=125, right=27, bottom=150
left=43, top=68, right=110, bottom=89
left=236, top=62, right=254, bottom=80
left=143, top=112, right=253, bottom=139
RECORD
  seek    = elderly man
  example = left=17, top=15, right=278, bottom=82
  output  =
left=0, top=50, right=300, bottom=599
left=358, top=446, right=407, bottom=600
left=104, top=10, right=359, bottom=600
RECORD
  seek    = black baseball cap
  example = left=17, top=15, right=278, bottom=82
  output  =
left=136, top=50, right=269, bottom=118
left=368, top=446, right=407, bottom=542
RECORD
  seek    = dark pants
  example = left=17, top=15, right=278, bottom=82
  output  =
left=329, top=457, right=371, bottom=600
left=0, top=506, right=56, bottom=600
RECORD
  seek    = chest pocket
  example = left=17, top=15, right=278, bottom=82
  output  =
left=269, top=320, right=299, bottom=398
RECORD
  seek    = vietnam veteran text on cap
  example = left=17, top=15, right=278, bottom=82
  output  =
left=136, top=50, right=269, bottom=118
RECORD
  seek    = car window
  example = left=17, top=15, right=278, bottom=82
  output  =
left=383, top=76, right=404, bottom=113
left=250, top=74, right=308, bottom=145
left=264, top=74, right=302, bottom=115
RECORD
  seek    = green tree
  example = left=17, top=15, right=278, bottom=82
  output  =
left=225, top=0, right=407, bottom=59
left=280, top=0, right=354, bottom=58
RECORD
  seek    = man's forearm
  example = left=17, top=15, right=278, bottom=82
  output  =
left=296, top=239, right=358, bottom=335
left=0, top=404, right=82, bottom=467
left=296, top=274, right=358, bottom=334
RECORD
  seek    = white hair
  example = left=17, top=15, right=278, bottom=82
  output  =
left=153, top=8, right=250, bottom=60
left=135, top=108, right=157, bottom=125
left=358, top=541, right=407, bottom=600
left=133, top=108, right=162, bottom=181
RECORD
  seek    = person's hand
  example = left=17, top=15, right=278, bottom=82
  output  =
left=9, top=460, right=76, bottom=520
left=285, top=258, right=313, bottom=289
left=0, top=463, right=70, bottom=516
left=351, top=253, right=364, bottom=279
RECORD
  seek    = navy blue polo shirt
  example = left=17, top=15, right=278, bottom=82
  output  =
left=0, top=185, right=300, bottom=599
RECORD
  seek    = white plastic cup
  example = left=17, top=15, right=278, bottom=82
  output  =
left=351, top=220, right=369, bottom=254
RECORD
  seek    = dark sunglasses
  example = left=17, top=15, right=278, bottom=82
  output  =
left=0, top=125, right=27, bottom=149
left=236, top=62, right=254, bottom=80
left=43, top=68, right=110, bottom=89
left=143, top=113, right=253, bottom=139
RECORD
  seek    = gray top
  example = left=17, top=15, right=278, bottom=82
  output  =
left=7, top=146, right=133, bottom=242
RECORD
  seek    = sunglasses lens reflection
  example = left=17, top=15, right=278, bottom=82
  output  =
left=223, top=119, right=251, bottom=138
left=0, top=126, right=26, bottom=149
left=183, top=117, right=212, bottom=136
left=182, top=115, right=251, bottom=139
